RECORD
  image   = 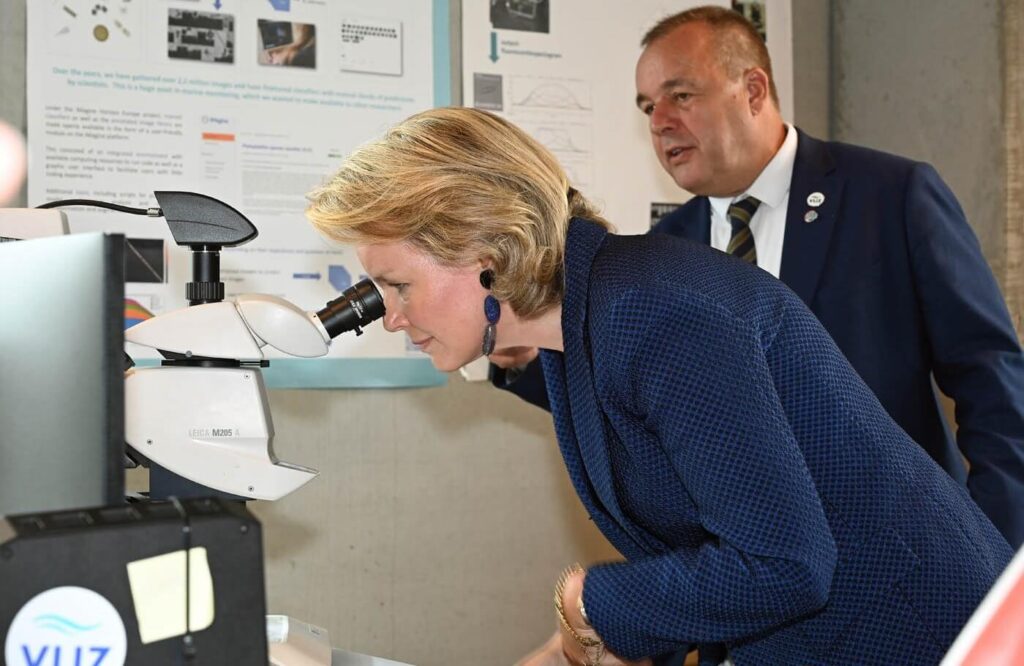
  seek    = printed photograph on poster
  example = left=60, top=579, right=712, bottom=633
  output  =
left=257, top=20, right=317, bottom=68
left=473, top=72, right=504, bottom=111
left=167, top=9, right=235, bottom=63
left=490, top=0, right=550, bottom=34
left=125, top=238, right=166, bottom=284
left=732, top=1, right=766, bottom=40
left=339, top=17, right=403, bottom=76
left=650, top=202, right=683, bottom=228
left=44, top=0, right=141, bottom=59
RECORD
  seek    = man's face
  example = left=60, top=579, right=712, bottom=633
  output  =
left=635, top=23, right=756, bottom=197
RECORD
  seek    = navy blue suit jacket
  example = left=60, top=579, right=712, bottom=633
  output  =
left=497, top=130, right=1024, bottom=547
left=545, top=218, right=1011, bottom=663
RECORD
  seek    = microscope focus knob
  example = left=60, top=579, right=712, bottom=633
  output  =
left=187, top=280, right=225, bottom=304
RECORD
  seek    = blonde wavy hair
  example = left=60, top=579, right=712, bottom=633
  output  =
left=306, top=107, right=610, bottom=318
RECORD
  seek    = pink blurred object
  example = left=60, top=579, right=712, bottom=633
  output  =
left=0, top=120, right=27, bottom=205
left=942, top=545, right=1024, bottom=665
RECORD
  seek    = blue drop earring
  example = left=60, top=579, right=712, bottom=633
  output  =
left=480, top=269, right=500, bottom=355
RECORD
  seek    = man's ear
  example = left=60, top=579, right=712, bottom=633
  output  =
left=745, top=67, right=771, bottom=115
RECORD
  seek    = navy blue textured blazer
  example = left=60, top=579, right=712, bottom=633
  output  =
left=544, top=218, right=1012, bottom=663
left=499, top=130, right=1024, bottom=548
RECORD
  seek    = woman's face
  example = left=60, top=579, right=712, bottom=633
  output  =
left=357, top=241, right=489, bottom=372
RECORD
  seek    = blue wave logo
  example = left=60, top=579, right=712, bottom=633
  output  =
left=32, top=614, right=100, bottom=637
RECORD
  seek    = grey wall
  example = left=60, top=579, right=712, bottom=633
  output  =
left=832, top=0, right=1005, bottom=265
left=252, top=380, right=619, bottom=664
left=792, top=0, right=831, bottom=139
left=0, top=1, right=25, bottom=133
left=0, top=0, right=27, bottom=206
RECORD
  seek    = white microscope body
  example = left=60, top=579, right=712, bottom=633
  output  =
left=112, top=191, right=383, bottom=502
left=125, top=294, right=335, bottom=501
left=18, top=191, right=383, bottom=502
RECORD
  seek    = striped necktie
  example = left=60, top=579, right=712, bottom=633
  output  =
left=726, top=196, right=760, bottom=265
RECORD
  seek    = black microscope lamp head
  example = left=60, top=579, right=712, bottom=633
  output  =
left=154, top=191, right=258, bottom=249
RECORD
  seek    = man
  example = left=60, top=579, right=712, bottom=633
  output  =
left=491, top=5, right=1024, bottom=549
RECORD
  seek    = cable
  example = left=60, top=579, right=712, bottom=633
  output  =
left=169, top=496, right=198, bottom=662
left=36, top=198, right=162, bottom=216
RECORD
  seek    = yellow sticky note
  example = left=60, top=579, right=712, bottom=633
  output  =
left=126, top=547, right=215, bottom=644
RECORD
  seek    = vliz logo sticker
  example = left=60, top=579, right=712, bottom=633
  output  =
left=5, top=586, right=127, bottom=665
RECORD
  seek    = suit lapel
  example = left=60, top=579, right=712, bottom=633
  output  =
left=779, top=129, right=844, bottom=307
left=681, top=198, right=712, bottom=244
left=655, top=197, right=712, bottom=245
left=540, top=349, right=636, bottom=556
left=539, top=350, right=604, bottom=514
left=551, top=220, right=658, bottom=556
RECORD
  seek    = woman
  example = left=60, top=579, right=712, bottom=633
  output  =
left=306, top=107, right=1011, bottom=665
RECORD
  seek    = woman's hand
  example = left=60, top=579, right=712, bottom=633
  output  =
left=559, top=569, right=653, bottom=666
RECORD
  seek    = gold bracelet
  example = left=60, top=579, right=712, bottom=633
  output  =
left=554, top=563, right=605, bottom=666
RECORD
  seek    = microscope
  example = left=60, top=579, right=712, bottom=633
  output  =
left=1, top=193, right=396, bottom=665
left=116, top=191, right=384, bottom=501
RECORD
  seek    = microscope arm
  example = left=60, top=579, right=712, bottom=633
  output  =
left=123, top=280, right=382, bottom=501
left=236, top=294, right=332, bottom=358
left=123, top=295, right=339, bottom=501
left=125, top=294, right=332, bottom=361
left=37, top=191, right=384, bottom=502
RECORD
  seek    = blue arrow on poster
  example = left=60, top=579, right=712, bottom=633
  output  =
left=489, top=32, right=499, bottom=62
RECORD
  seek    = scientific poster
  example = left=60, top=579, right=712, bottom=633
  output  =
left=27, top=0, right=451, bottom=387
left=462, top=0, right=793, bottom=233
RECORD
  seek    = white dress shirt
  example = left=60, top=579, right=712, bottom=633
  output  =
left=707, top=124, right=798, bottom=279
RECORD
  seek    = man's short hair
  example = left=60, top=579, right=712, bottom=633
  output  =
left=642, top=5, right=779, bottom=108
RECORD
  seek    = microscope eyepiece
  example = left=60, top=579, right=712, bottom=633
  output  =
left=316, top=279, right=385, bottom=338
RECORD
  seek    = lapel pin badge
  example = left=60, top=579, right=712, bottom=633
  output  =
left=804, top=210, right=819, bottom=223
left=807, top=192, right=825, bottom=207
